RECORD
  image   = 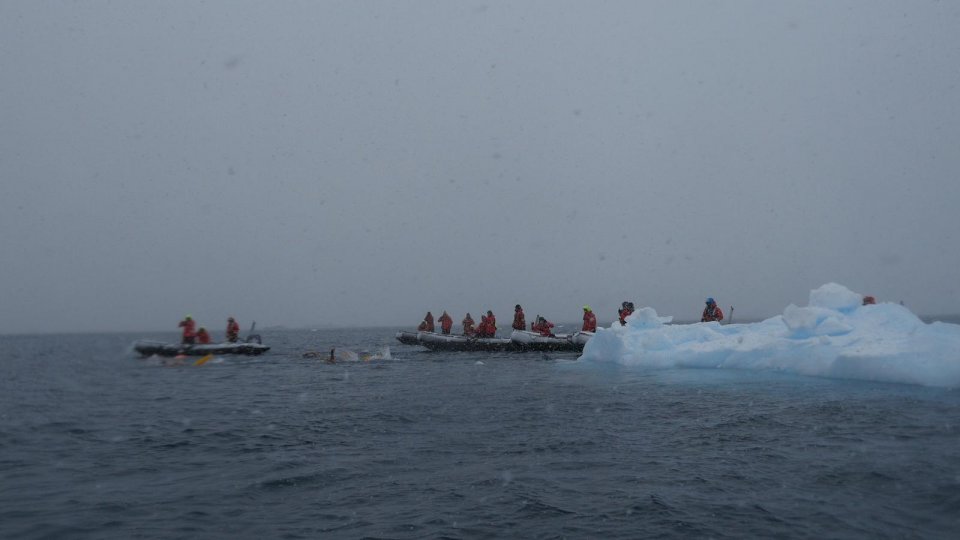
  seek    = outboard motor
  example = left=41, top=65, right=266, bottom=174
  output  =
left=245, top=321, right=262, bottom=344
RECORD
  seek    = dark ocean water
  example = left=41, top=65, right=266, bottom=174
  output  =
left=2, top=328, right=959, bottom=539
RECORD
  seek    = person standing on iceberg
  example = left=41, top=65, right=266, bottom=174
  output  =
left=701, top=298, right=724, bottom=322
left=618, top=302, right=634, bottom=326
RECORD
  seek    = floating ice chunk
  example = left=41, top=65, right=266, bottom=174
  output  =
left=809, top=282, right=863, bottom=312
left=580, top=283, right=960, bottom=388
left=625, top=307, right=673, bottom=329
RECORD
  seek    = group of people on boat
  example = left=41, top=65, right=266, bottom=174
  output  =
left=177, top=315, right=241, bottom=344
left=416, top=297, right=730, bottom=338
left=414, top=303, right=597, bottom=339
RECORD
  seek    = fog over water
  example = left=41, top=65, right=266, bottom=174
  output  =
left=2, top=1, right=959, bottom=334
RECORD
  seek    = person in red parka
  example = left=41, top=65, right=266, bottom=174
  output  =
left=477, top=311, right=496, bottom=338
left=701, top=298, right=724, bottom=323
left=462, top=313, right=476, bottom=336
left=582, top=306, right=597, bottom=332
left=438, top=311, right=453, bottom=334
left=225, top=317, right=240, bottom=343
left=532, top=316, right=555, bottom=337
left=196, top=327, right=212, bottom=344
left=417, top=311, right=435, bottom=332
left=618, top=302, right=634, bottom=326
left=178, top=315, right=196, bottom=344
left=512, top=304, right=526, bottom=331
left=477, top=314, right=490, bottom=338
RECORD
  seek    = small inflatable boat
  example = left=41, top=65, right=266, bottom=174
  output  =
left=133, top=340, right=270, bottom=357
left=509, top=330, right=583, bottom=352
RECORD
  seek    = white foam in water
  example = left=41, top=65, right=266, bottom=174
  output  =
left=579, top=283, right=960, bottom=388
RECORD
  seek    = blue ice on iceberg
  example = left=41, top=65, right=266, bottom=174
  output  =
left=579, top=283, right=960, bottom=388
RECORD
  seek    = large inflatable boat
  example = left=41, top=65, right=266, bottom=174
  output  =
left=133, top=340, right=270, bottom=357
left=394, top=331, right=516, bottom=352
left=509, top=330, right=584, bottom=352
left=395, top=331, right=421, bottom=346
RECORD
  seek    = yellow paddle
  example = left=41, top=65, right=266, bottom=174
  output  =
left=193, top=354, right=214, bottom=366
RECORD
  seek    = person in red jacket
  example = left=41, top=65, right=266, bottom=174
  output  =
left=582, top=306, right=597, bottom=332
left=532, top=316, right=555, bottom=337
left=225, top=317, right=240, bottom=342
left=178, top=315, right=196, bottom=344
left=438, top=311, right=453, bottom=334
left=417, top=311, right=435, bottom=332
left=701, top=298, right=724, bottom=322
left=462, top=313, right=476, bottom=336
left=618, top=302, right=634, bottom=326
left=475, top=315, right=485, bottom=337
left=512, top=304, right=526, bottom=331
left=476, top=311, right=496, bottom=338
left=196, top=327, right=212, bottom=344
left=476, top=314, right=490, bottom=338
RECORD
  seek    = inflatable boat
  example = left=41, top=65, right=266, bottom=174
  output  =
left=133, top=340, right=270, bottom=357
left=509, top=330, right=583, bottom=352
left=569, top=331, right=594, bottom=347
left=419, top=331, right=516, bottom=352
left=394, top=331, right=517, bottom=352
left=395, top=331, right=421, bottom=346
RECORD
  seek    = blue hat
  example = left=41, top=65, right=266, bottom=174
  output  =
left=706, top=298, right=715, bottom=304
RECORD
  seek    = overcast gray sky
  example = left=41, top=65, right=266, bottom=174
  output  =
left=2, top=1, right=959, bottom=334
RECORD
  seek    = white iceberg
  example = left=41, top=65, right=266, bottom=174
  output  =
left=578, top=283, right=960, bottom=388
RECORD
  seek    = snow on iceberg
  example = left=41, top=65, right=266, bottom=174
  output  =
left=579, top=283, right=960, bottom=388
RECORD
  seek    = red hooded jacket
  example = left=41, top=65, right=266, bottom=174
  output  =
left=512, top=308, right=525, bottom=331
left=179, top=318, right=196, bottom=339
left=438, top=312, right=453, bottom=334
left=582, top=310, right=597, bottom=332
left=462, top=314, right=475, bottom=336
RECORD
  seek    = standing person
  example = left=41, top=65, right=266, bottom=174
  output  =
left=618, top=302, right=634, bottom=326
left=438, top=311, right=453, bottom=335
left=417, top=311, right=435, bottom=332
left=582, top=306, right=597, bottom=332
left=462, top=313, right=476, bottom=336
left=196, top=327, right=211, bottom=344
left=178, top=315, right=196, bottom=344
left=225, top=316, right=240, bottom=343
left=512, top=304, right=526, bottom=331
left=701, top=298, right=724, bottom=322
